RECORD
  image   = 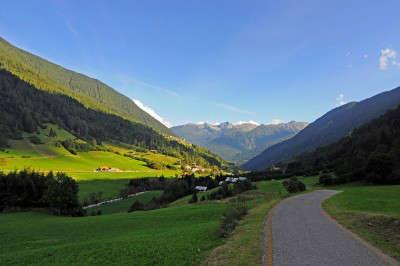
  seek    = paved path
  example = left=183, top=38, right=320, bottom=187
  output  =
left=264, top=190, right=398, bottom=266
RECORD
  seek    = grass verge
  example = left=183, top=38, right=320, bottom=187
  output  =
left=323, top=184, right=400, bottom=261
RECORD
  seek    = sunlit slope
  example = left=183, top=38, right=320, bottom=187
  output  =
left=0, top=37, right=170, bottom=134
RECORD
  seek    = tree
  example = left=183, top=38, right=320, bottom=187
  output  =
left=45, top=173, right=82, bottom=216
left=366, top=153, right=394, bottom=184
left=128, top=200, right=145, bottom=212
left=189, top=191, right=198, bottom=204
left=48, top=128, right=57, bottom=138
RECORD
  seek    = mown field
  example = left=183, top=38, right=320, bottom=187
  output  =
left=323, top=183, right=400, bottom=260
left=88, top=191, right=163, bottom=215
left=0, top=202, right=228, bottom=265
left=0, top=178, right=295, bottom=266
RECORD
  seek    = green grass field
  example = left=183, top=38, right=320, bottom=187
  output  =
left=0, top=178, right=292, bottom=265
left=323, top=183, right=400, bottom=260
left=0, top=203, right=228, bottom=265
left=0, top=124, right=180, bottom=181
left=88, top=191, right=163, bottom=215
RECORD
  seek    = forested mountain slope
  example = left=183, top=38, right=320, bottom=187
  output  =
left=0, top=69, right=223, bottom=168
left=172, top=121, right=307, bottom=164
left=289, top=103, right=400, bottom=184
left=0, top=37, right=169, bottom=134
left=244, top=86, right=400, bottom=171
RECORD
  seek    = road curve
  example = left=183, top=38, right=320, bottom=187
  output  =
left=264, top=190, right=398, bottom=266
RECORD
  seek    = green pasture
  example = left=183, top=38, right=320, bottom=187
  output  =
left=88, top=191, right=163, bottom=215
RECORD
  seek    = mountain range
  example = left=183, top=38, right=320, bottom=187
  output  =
left=171, top=121, right=307, bottom=164
left=243, top=86, right=400, bottom=171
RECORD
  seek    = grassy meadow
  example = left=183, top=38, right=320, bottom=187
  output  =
left=0, top=178, right=294, bottom=265
left=323, top=183, right=400, bottom=260
left=0, top=124, right=182, bottom=202
left=0, top=203, right=228, bottom=265
left=88, top=191, right=163, bottom=215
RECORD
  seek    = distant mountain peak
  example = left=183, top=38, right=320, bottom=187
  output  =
left=171, top=120, right=307, bottom=164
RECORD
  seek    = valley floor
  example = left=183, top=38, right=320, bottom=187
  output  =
left=1, top=176, right=398, bottom=265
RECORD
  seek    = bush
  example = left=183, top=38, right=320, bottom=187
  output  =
left=189, top=191, right=198, bottom=204
left=282, top=177, right=306, bottom=193
left=83, top=192, right=103, bottom=205
left=219, top=205, right=248, bottom=237
left=29, top=135, right=43, bottom=144
left=128, top=200, right=145, bottom=212
left=319, top=173, right=347, bottom=186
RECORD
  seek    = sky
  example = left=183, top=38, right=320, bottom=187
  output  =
left=1, top=0, right=400, bottom=127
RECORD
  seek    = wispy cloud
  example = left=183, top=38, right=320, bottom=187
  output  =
left=336, top=93, right=346, bottom=106
left=65, top=20, right=78, bottom=36
left=118, top=75, right=182, bottom=99
left=132, top=98, right=171, bottom=127
left=211, top=102, right=256, bottom=115
left=379, top=48, right=399, bottom=70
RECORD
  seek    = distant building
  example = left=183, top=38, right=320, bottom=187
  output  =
left=195, top=186, right=207, bottom=192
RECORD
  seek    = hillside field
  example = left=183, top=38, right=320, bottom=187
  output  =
left=0, top=178, right=295, bottom=265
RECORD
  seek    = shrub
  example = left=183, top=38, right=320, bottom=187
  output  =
left=219, top=205, right=248, bottom=237
left=128, top=200, right=145, bottom=212
left=282, top=177, right=306, bottom=193
left=189, top=191, right=198, bottom=204
left=29, top=135, right=43, bottom=144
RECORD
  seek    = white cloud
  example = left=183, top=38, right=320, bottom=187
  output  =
left=132, top=98, right=171, bottom=127
left=379, top=48, right=399, bottom=70
left=336, top=93, right=346, bottom=106
left=270, top=119, right=283, bottom=125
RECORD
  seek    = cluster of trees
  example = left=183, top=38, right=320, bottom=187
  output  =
left=0, top=170, right=83, bottom=216
left=61, top=139, right=95, bottom=155
left=126, top=174, right=230, bottom=212
left=0, top=69, right=223, bottom=168
left=285, top=104, right=400, bottom=185
left=121, top=175, right=226, bottom=197
left=243, top=169, right=292, bottom=182
left=206, top=180, right=255, bottom=201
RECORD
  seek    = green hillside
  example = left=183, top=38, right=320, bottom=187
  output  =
left=244, top=86, right=400, bottom=170
left=0, top=69, right=225, bottom=172
left=0, top=37, right=169, bottom=134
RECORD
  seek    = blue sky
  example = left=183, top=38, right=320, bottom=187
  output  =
left=1, top=0, right=400, bottom=127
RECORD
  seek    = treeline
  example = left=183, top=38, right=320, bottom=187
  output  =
left=285, top=104, right=400, bottom=185
left=125, top=175, right=225, bottom=212
left=122, top=174, right=225, bottom=197
left=125, top=175, right=256, bottom=212
left=0, top=170, right=83, bottom=216
left=0, top=69, right=223, bottom=168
